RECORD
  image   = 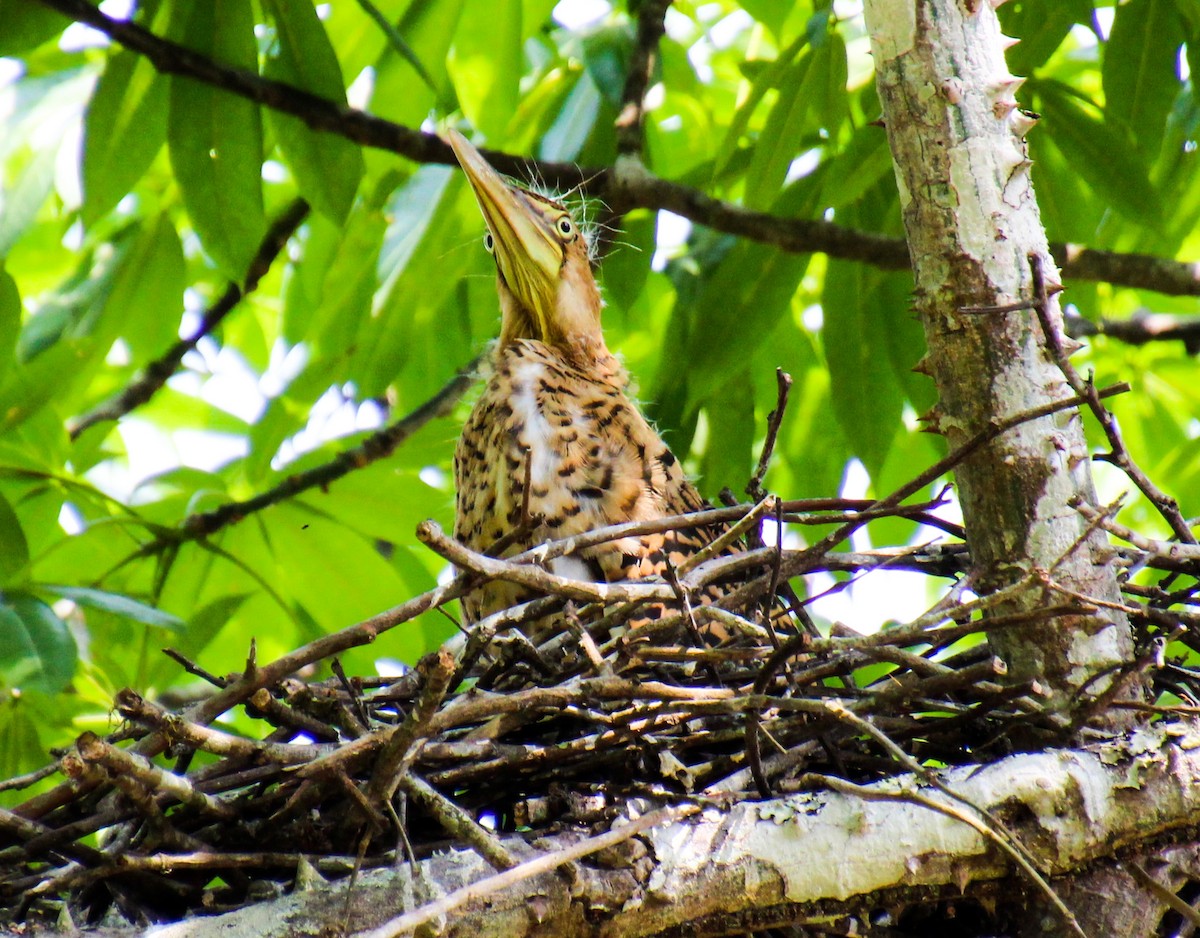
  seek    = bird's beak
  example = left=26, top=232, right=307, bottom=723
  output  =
left=447, top=130, right=563, bottom=328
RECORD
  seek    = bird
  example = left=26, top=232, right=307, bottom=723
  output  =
left=446, top=130, right=731, bottom=631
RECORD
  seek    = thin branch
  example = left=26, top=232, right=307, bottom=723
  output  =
left=68, top=198, right=310, bottom=439
left=417, top=519, right=676, bottom=604
left=1028, top=255, right=1194, bottom=544
left=32, top=0, right=1200, bottom=298
left=1074, top=502, right=1200, bottom=565
left=725, top=382, right=1131, bottom=604
left=1066, top=310, right=1200, bottom=354
left=399, top=774, right=519, bottom=872
left=1123, top=860, right=1200, bottom=929
left=366, top=650, right=456, bottom=806
left=746, top=368, right=792, bottom=502
left=614, top=0, right=672, bottom=158
left=178, top=359, right=478, bottom=541
left=73, top=732, right=234, bottom=821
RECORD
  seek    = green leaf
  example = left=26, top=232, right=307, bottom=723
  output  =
left=738, top=0, right=790, bottom=39
left=290, top=199, right=389, bottom=352
left=0, top=594, right=76, bottom=694
left=450, top=0, right=524, bottom=139
left=580, top=25, right=634, bottom=107
left=262, top=0, right=364, bottom=222
left=822, top=260, right=903, bottom=479
left=354, top=171, right=471, bottom=396
left=0, top=266, right=19, bottom=368
left=1103, top=0, right=1185, bottom=159
left=296, top=461, right=448, bottom=547
left=714, top=33, right=808, bottom=179
left=46, top=586, right=185, bottom=632
left=744, top=52, right=814, bottom=209
left=371, top=0, right=467, bottom=127
left=998, top=0, right=1092, bottom=75
left=699, top=372, right=756, bottom=497
left=540, top=69, right=600, bottom=161
left=102, top=214, right=186, bottom=359
left=659, top=178, right=824, bottom=423
left=0, top=0, right=69, bottom=55
left=812, top=31, right=848, bottom=133
left=745, top=33, right=847, bottom=210
left=82, top=46, right=170, bottom=226
left=0, top=154, right=57, bottom=260
left=819, top=127, right=893, bottom=210
left=599, top=210, right=655, bottom=312
left=265, top=503, right=424, bottom=640
left=167, top=0, right=266, bottom=279
left=0, top=695, right=52, bottom=805
left=16, top=232, right=130, bottom=361
left=0, top=492, right=29, bottom=586
left=1034, top=80, right=1161, bottom=226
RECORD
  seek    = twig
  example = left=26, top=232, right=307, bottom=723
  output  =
left=74, top=732, right=234, bottom=820
left=564, top=602, right=611, bottom=676
left=365, top=650, right=456, bottom=806
left=417, top=520, right=675, bottom=605
left=68, top=199, right=310, bottom=439
left=160, top=648, right=227, bottom=688
left=1029, top=255, right=1194, bottom=544
left=1074, top=502, right=1200, bottom=565
left=115, top=689, right=331, bottom=763
left=1066, top=309, right=1200, bottom=353
left=747, top=369, right=792, bottom=502
left=727, top=382, right=1130, bottom=605
left=676, top=495, right=775, bottom=575
left=1123, top=860, right=1200, bottom=928
left=614, top=0, right=672, bottom=158
left=0, top=763, right=59, bottom=794
left=331, top=659, right=371, bottom=737
left=399, top=774, right=518, bottom=871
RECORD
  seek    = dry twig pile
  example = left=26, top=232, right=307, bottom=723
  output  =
left=1, top=452, right=1195, bottom=928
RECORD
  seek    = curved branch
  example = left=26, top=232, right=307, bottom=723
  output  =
left=1066, top=309, right=1200, bottom=353
left=35, top=0, right=1200, bottom=298
left=178, top=360, right=479, bottom=540
left=67, top=199, right=311, bottom=440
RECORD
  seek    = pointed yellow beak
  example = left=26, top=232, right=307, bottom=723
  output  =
left=446, top=130, right=563, bottom=328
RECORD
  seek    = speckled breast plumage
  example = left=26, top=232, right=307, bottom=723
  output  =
left=454, top=338, right=713, bottom=625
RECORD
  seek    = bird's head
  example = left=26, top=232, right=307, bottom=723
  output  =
left=447, top=130, right=603, bottom=352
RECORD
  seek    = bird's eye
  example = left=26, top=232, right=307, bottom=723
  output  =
left=556, top=217, right=574, bottom=238
left=483, top=232, right=494, bottom=253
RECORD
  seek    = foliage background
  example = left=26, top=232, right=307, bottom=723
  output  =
left=1, top=0, right=1197, bottom=792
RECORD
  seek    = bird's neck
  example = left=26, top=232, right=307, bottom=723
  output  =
left=498, top=334, right=626, bottom=387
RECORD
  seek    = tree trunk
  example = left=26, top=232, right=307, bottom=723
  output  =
left=861, top=0, right=1137, bottom=730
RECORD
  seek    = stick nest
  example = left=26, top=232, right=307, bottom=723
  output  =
left=0, top=493, right=1193, bottom=928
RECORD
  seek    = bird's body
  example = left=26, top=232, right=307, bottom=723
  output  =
left=455, top=336, right=710, bottom=623
left=446, top=131, right=721, bottom=628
